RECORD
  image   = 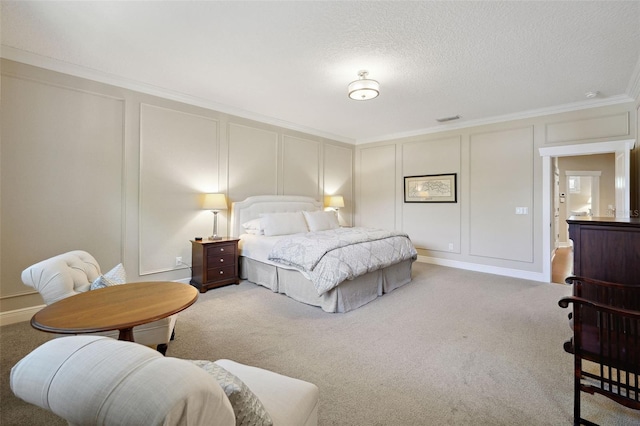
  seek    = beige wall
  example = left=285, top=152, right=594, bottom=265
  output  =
left=0, top=59, right=353, bottom=314
left=356, top=103, right=637, bottom=276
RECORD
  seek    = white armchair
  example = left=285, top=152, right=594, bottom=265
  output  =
left=11, top=336, right=319, bottom=426
left=21, top=250, right=177, bottom=354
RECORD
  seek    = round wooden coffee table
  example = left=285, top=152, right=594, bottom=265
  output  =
left=31, top=281, right=198, bottom=342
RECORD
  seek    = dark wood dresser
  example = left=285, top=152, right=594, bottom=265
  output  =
left=567, top=216, right=640, bottom=284
left=190, top=238, right=240, bottom=292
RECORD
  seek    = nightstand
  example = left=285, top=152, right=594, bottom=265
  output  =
left=190, top=238, right=240, bottom=293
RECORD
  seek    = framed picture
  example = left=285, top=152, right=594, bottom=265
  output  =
left=404, top=173, right=457, bottom=203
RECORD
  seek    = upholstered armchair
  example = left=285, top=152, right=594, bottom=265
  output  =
left=11, top=336, right=319, bottom=426
left=21, top=250, right=177, bottom=354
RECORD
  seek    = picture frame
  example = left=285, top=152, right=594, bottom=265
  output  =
left=404, top=173, right=457, bottom=203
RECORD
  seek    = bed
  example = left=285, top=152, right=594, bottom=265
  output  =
left=230, top=195, right=417, bottom=313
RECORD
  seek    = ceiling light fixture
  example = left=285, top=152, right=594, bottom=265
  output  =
left=348, top=70, right=380, bottom=101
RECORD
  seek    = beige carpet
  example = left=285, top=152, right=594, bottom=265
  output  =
left=2, top=262, right=639, bottom=425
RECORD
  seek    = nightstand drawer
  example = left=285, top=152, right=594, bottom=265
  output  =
left=206, top=243, right=236, bottom=257
left=207, top=265, right=236, bottom=280
left=207, top=252, right=235, bottom=265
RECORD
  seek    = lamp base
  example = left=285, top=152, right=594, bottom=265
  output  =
left=210, top=211, right=222, bottom=241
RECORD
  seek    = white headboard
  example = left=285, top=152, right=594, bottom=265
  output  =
left=230, top=195, right=323, bottom=237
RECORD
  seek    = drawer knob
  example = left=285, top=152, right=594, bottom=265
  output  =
left=219, top=259, right=224, bottom=263
left=219, top=271, right=224, bottom=275
left=220, top=248, right=225, bottom=252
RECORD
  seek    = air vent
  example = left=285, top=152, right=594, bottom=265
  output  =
left=436, top=115, right=461, bottom=123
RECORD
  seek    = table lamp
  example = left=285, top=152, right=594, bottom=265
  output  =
left=202, top=193, right=227, bottom=240
left=327, top=195, right=344, bottom=212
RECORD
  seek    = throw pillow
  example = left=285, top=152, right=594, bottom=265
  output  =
left=189, top=360, right=273, bottom=426
left=90, top=263, right=127, bottom=290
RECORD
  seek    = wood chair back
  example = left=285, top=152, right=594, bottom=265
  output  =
left=560, top=276, right=640, bottom=425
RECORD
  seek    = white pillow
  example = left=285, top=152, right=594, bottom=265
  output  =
left=260, top=212, right=308, bottom=236
left=303, top=210, right=339, bottom=232
left=242, top=218, right=263, bottom=231
left=90, top=263, right=127, bottom=290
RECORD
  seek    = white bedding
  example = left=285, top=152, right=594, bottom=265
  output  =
left=242, top=227, right=417, bottom=295
left=238, top=234, right=297, bottom=269
left=231, top=195, right=417, bottom=312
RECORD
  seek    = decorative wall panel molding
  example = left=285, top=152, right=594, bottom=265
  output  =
left=139, top=103, right=219, bottom=275
left=282, top=135, right=321, bottom=198
left=545, top=112, right=629, bottom=144
left=228, top=123, right=279, bottom=202
left=470, top=126, right=534, bottom=262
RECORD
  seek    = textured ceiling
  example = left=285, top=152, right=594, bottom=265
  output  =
left=2, top=1, right=640, bottom=144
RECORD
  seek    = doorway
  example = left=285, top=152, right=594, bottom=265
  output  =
left=553, top=165, right=605, bottom=284
left=540, top=139, right=635, bottom=283
left=551, top=247, right=573, bottom=284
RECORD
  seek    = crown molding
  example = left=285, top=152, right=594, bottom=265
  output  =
left=0, top=46, right=355, bottom=145
left=627, top=56, right=640, bottom=103
left=3, top=46, right=636, bottom=147
left=357, top=94, right=636, bottom=145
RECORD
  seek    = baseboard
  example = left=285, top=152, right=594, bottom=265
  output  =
left=0, top=305, right=45, bottom=326
left=416, top=255, right=546, bottom=282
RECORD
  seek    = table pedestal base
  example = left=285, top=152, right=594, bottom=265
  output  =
left=118, top=328, right=134, bottom=342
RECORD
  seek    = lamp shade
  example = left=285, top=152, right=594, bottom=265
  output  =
left=202, top=193, right=227, bottom=211
left=348, top=71, right=379, bottom=101
left=327, top=195, right=345, bottom=209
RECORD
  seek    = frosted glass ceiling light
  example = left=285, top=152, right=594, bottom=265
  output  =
left=348, top=70, right=379, bottom=100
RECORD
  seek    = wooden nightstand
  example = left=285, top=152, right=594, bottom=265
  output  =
left=190, top=238, right=240, bottom=293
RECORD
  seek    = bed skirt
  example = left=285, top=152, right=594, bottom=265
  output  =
left=239, top=257, right=414, bottom=313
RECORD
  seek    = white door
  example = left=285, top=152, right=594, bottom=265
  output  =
left=615, top=151, right=628, bottom=218
left=553, top=166, right=560, bottom=249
